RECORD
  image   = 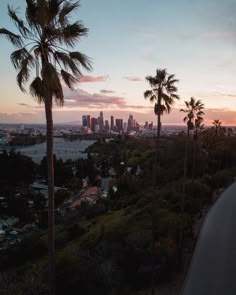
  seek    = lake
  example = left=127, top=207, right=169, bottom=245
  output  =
left=15, top=138, right=96, bottom=164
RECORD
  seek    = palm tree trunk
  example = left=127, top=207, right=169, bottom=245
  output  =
left=177, top=134, right=189, bottom=271
left=157, top=112, right=161, bottom=138
left=45, top=98, right=55, bottom=295
left=157, top=90, right=161, bottom=138
left=157, top=108, right=161, bottom=138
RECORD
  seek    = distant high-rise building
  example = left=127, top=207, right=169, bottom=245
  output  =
left=86, top=115, right=91, bottom=128
left=91, top=117, right=98, bottom=132
left=110, top=116, right=114, bottom=130
left=82, top=115, right=87, bottom=127
left=115, top=119, right=123, bottom=131
left=104, top=120, right=109, bottom=131
left=99, top=111, right=104, bottom=132
left=128, top=114, right=134, bottom=131
left=123, top=122, right=127, bottom=133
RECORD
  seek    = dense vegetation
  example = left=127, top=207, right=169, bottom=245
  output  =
left=1, top=128, right=236, bottom=294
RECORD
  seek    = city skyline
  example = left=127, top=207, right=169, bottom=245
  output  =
left=1, top=0, right=236, bottom=125
left=81, top=112, right=142, bottom=132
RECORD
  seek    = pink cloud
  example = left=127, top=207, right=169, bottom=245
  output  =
left=17, top=102, right=44, bottom=109
left=63, top=88, right=126, bottom=109
left=100, top=89, right=115, bottom=94
left=62, top=88, right=152, bottom=112
left=124, top=76, right=143, bottom=82
left=78, top=75, right=108, bottom=83
left=0, top=112, right=41, bottom=123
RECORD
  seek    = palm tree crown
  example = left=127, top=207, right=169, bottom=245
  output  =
left=144, top=68, right=179, bottom=137
left=212, top=119, right=222, bottom=128
left=180, top=97, right=205, bottom=136
left=0, top=0, right=91, bottom=103
left=212, top=119, right=222, bottom=136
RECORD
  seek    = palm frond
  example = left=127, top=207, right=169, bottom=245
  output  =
left=156, top=68, right=167, bottom=82
left=162, top=93, right=174, bottom=105
left=59, top=1, right=80, bottom=26
left=164, top=102, right=171, bottom=114
left=8, top=5, right=31, bottom=38
left=197, top=111, right=205, bottom=116
left=183, top=116, right=188, bottom=122
left=180, top=108, right=188, bottom=113
left=62, top=21, right=88, bottom=46
left=44, top=25, right=61, bottom=40
left=48, top=0, right=64, bottom=23
left=69, top=51, right=92, bottom=71
left=0, top=28, right=23, bottom=48
left=30, top=76, right=45, bottom=103
left=171, top=93, right=180, bottom=100
left=16, top=54, right=35, bottom=91
left=61, top=69, right=77, bottom=89
left=145, top=76, right=158, bottom=87
left=167, top=78, right=179, bottom=85
left=54, top=51, right=81, bottom=75
left=11, top=48, right=33, bottom=69
left=163, top=96, right=175, bottom=113
left=167, top=74, right=175, bottom=81
left=166, top=85, right=178, bottom=93
left=41, top=62, right=63, bottom=102
left=25, top=0, right=38, bottom=27
left=144, top=90, right=155, bottom=101
left=42, top=62, right=60, bottom=88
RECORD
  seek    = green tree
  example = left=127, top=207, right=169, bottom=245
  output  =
left=144, top=68, right=179, bottom=137
left=0, top=1, right=91, bottom=293
left=180, top=97, right=205, bottom=136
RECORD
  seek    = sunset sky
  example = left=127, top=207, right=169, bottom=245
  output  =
left=1, top=0, right=236, bottom=125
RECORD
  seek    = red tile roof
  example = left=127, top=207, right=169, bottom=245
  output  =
left=69, top=186, right=101, bottom=208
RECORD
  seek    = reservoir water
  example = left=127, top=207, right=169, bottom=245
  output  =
left=14, top=137, right=96, bottom=164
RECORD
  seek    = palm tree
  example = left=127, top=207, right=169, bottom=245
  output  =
left=179, top=98, right=204, bottom=266
left=0, top=1, right=91, bottom=293
left=144, top=68, right=179, bottom=137
left=194, top=117, right=205, bottom=141
left=212, top=119, right=222, bottom=136
left=180, top=97, right=205, bottom=136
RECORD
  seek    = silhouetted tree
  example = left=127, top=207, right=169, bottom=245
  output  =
left=144, top=68, right=179, bottom=137
left=0, top=1, right=91, bottom=293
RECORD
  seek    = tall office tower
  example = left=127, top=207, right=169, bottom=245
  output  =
left=127, top=114, right=134, bottom=131
left=110, top=115, right=114, bottom=130
left=86, top=115, right=91, bottom=128
left=123, top=122, right=128, bottom=133
left=145, top=121, right=148, bottom=128
left=115, top=119, right=123, bottom=131
left=99, top=111, right=104, bottom=132
left=91, top=117, right=98, bottom=132
left=104, top=120, right=109, bottom=131
left=82, top=115, right=87, bottom=127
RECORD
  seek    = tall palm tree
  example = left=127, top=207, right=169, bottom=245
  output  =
left=0, top=1, right=91, bottom=293
left=194, top=117, right=205, bottom=141
left=212, top=119, right=222, bottom=136
left=144, top=68, right=179, bottom=138
left=180, top=97, right=205, bottom=136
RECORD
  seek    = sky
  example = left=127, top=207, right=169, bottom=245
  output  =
left=0, top=0, right=236, bottom=125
